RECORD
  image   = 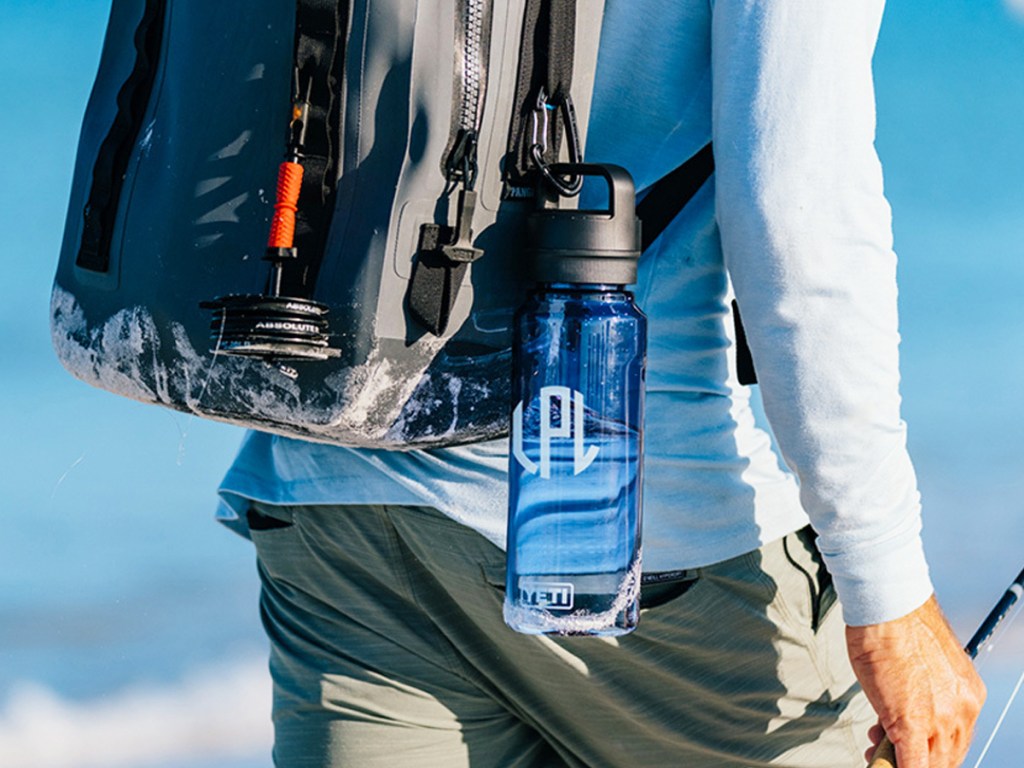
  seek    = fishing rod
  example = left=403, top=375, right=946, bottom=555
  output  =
left=868, top=565, right=1024, bottom=768
left=964, top=566, right=1024, bottom=660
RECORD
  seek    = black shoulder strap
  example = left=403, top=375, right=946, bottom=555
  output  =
left=538, top=0, right=577, bottom=104
left=731, top=299, right=756, bottom=385
left=635, top=143, right=757, bottom=385
left=636, top=142, right=713, bottom=251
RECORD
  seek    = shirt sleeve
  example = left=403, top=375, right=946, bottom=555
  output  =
left=709, top=0, right=933, bottom=626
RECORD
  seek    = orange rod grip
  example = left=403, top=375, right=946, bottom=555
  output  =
left=267, top=161, right=304, bottom=249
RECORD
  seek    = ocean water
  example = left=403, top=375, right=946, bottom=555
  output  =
left=2, top=0, right=1022, bottom=766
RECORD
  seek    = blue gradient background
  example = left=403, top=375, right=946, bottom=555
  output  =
left=1, top=1, right=1022, bottom=766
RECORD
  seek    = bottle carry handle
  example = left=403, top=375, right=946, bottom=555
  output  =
left=540, top=162, right=637, bottom=221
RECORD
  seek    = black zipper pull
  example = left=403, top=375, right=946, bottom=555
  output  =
left=408, top=167, right=484, bottom=334
left=440, top=187, right=484, bottom=264
left=445, top=128, right=480, bottom=190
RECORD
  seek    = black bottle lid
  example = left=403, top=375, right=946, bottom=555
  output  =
left=527, top=163, right=642, bottom=286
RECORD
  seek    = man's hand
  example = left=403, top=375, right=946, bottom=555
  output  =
left=846, top=595, right=986, bottom=768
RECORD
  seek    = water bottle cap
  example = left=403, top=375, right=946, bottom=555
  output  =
left=527, top=164, right=642, bottom=285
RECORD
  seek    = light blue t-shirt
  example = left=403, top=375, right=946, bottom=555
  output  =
left=219, top=0, right=932, bottom=627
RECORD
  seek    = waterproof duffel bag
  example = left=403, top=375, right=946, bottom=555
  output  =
left=51, top=0, right=604, bottom=448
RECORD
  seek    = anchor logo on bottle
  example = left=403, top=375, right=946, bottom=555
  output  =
left=512, top=386, right=600, bottom=479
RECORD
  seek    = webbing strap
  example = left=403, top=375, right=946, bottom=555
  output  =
left=540, top=0, right=576, bottom=103
left=76, top=0, right=168, bottom=273
left=282, top=0, right=348, bottom=296
left=408, top=225, right=471, bottom=335
left=637, top=143, right=714, bottom=251
left=504, top=0, right=578, bottom=189
left=294, top=0, right=344, bottom=203
left=732, top=299, right=756, bottom=385
left=636, top=143, right=757, bottom=385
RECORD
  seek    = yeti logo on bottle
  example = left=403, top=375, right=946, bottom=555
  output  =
left=512, top=386, right=600, bottom=479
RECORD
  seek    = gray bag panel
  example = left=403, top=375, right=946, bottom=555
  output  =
left=52, top=0, right=605, bottom=448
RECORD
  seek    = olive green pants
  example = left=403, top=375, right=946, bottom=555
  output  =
left=249, top=502, right=872, bottom=767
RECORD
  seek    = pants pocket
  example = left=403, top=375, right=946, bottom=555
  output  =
left=783, top=526, right=837, bottom=632
left=248, top=505, right=294, bottom=531
left=247, top=503, right=305, bottom=586
left=639, top=571, right=702, bottom=610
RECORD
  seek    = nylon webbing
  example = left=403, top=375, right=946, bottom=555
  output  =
left=636, top=143, right=714, bottom=251
left=504, top=0, right=578, bottom=187
left=408, top=226, right=470, bottom=335
left=732, top=299, right=756, bottom=385
left=542, top=0, right=576, bottom=103
left=282, top=0, right=348, bottom=296
left=635, top=143, right=757, bottom=384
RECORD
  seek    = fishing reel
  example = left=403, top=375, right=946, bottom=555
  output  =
left=200, top=292, right=335, bottom=362
left=201, top=80, right=337, bottom=363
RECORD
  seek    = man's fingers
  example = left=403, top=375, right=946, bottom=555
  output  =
left=893, top=730, right=930, bottom=768
left=867, top=722, right=885, bottom=746
left=864, top=723, right=886, bottom=762
left=948, top=723, right=975, bottom=768
left=878, top=718, right=976, bottom=768
left=928, top=729, right=956, bottom=768
left=848, top=597, right=987, bottom=768
left=866, top=735, right=896, bottom=767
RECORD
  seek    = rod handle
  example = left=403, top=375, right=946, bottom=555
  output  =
left=868, top=736, right=897, bottom=767
left=267, top=161, right=304, bottom=249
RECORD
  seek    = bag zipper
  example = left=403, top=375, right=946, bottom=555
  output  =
left=443, top=0, right=494, bottom=190
left=438, top=1, right=497, bottom=263
left=458, top=0, right=488, bottom=139
left=407, top=0, right=495, bottom=335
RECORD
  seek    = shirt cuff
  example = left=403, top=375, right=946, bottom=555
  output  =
left=820, top=521, right=934, bottom=626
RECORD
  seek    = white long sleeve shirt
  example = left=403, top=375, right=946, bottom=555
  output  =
left=219, top=0, right=933, bottom=626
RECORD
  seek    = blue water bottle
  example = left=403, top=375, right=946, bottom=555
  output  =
left=505, top=164, right=646, bottom=636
